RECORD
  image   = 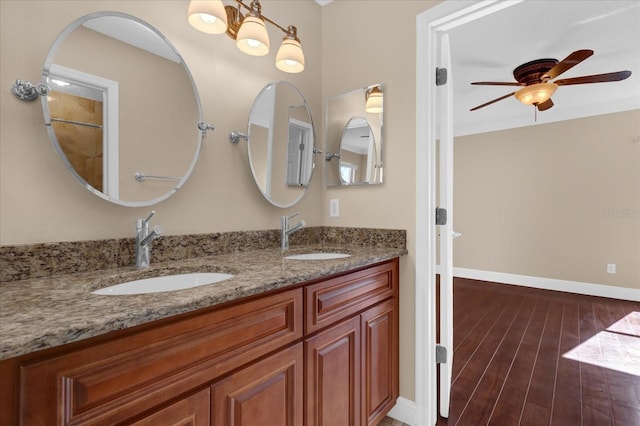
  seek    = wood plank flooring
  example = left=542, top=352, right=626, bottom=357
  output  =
left=436, top=278, right=640, bottom=426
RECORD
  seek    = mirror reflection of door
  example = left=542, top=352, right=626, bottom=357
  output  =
left=46, top=63, right=120, bottom=197
left=286, top=110, right=313, bottom=186
left=48, top=88, right=104, bottom=191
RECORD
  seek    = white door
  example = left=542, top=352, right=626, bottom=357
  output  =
left=438, top=33, right=454, bottom=419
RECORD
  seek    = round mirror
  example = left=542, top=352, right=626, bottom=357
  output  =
left=41, top=12, right=203, bottom=206
left=247, top=81, right=316, bottom=208
left=339, top=117, right=381, bottom=185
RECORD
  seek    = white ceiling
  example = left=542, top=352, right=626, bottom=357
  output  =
left=448, top=0, right=640, bottom=136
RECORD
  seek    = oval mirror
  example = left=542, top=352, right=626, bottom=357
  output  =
left=41, top=12, right=203, bottom=206
left=338, top=117, right=381, bottom=185
left=247, top=81, right=316, bottom=208
left=325, top=84, right=384, bottom=186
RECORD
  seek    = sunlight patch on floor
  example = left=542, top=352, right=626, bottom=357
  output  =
left=563, top=311, right=640, bottom=376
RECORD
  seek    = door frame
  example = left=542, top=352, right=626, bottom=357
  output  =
left=415, top=1, right=524, bottom=425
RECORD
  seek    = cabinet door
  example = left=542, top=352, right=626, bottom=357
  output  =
left=361, top=299, right=398, bottom=426
left=305, top=316, right=361, bottom=426
left=129, top=388, right=210, bottom=426
left=211, top=343, right=303, bottom=426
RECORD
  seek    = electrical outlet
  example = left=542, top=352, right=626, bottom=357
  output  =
left=330, top=199, right=339, bottom=218
left=607, top=263, right=616, bottom=274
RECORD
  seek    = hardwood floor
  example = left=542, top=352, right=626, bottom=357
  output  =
left=436, top=278, right=640, bottom=426
left=378, top=416, right=409, bottom=426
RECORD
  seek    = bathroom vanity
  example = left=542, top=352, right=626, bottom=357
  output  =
left=0, top=239, right=403, bottom=426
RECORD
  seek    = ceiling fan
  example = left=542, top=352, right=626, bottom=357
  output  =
left=469, top=49, right=632, bottom=112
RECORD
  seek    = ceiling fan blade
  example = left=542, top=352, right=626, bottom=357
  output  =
left=470, top=92, right=515, bottom=111
left=542, top=49, right=593, bottom=80
left=555, top=70, right=632, bottom=86
left=471, top=81, right=522, bottom=86
left=537, top=98, right=554, bottom=111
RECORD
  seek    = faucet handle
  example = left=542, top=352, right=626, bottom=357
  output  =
left=142, top=210, right=156, bottom=225
left=287, top=211, right=301, bottom=220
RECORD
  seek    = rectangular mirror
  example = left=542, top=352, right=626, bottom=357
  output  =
left=324, top=84, right=384, bottom=186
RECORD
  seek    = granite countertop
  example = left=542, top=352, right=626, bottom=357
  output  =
left=0, top=244, right=406, bottom=360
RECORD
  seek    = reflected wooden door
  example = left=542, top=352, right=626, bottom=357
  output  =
left=48, top=90, right=103, bottom=190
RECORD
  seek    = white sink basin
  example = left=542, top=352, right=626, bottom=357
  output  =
left=92, top=272, right=234, bottom=295
left=284, top=252, right=351, bottom=260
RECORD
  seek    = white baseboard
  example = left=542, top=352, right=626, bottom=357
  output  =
left=387, top=396, right=416, bottom=425
left=436, top=266, right=639, bottom=302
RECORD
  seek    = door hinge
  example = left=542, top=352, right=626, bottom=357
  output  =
left=436, top=345, right=447, bottom=363
left=436, top=67, right=448, bottom=86
left=436, top=207, right=447, bottom=225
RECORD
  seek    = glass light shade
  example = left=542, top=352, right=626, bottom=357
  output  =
left=514, top=82, right=558, bottom=105
left=276, top=39, right=305, bottom=73
left=236, top=15, right=270, bottom=56
left=365, top=87, right=383, bottom=113
left=187, top=0, right=228, bottom=34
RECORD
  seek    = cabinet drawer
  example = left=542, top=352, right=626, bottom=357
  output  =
left=19, top=288, right=302, bottom=425
left=305, top=259, right=398, bottom=334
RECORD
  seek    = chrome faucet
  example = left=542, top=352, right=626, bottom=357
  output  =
left=135, top=210, right=163, bottom=269
left=280, top=212, right=305, bottom=250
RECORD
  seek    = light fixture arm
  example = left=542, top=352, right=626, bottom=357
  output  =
left=233, top=0, right=288, bottom=33
left=226, top=0, right=290, bottom=38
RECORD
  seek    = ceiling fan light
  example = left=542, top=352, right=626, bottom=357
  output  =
left=515, top=82, right=558, bottom=105
left=236, top=14, right=270, bottom=56
left=187, top=0, right=228, bottom=34
left=365, top=86, right=383, bottom=113
left=276, top=26, right=305, bottom=73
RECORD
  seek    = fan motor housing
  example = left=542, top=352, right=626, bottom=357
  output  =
left=513, top=58, right=558, bottom=84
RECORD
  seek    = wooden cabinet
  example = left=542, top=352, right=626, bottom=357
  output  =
left=361, top=299, right=398, bottom=426
left=305, top=316, right=362, bottom=426
left=0, top=259, right=399, bottom=426
left=14, top=289, right=302, bottom=425
left=211, top=343, right=303, bottom=426
left=129, top=388, right=210, bottom=426
left=305, top=261, right=399, bottom=426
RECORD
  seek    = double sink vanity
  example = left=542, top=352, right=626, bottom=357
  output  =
left=0, top=228, right=406, bottom=426
left=3, top=6, right=398, bottom=425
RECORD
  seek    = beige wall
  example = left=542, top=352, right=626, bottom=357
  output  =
left=0, top=0, right=323, bottom=243
left=454, top=110, right=640, bottom=289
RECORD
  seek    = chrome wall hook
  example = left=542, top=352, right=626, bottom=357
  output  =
left=198, top=122, right=215, bottom=136
left=229, top=130, right=249, bottom=144
left=12, top=79, right=50, bottom=102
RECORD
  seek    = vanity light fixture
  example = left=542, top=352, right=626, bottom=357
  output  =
left=187, top=0, right=228, bottom=34
left=365, top=85, right=383, bottom=113
left=188, top=0, right=305, bottom=73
